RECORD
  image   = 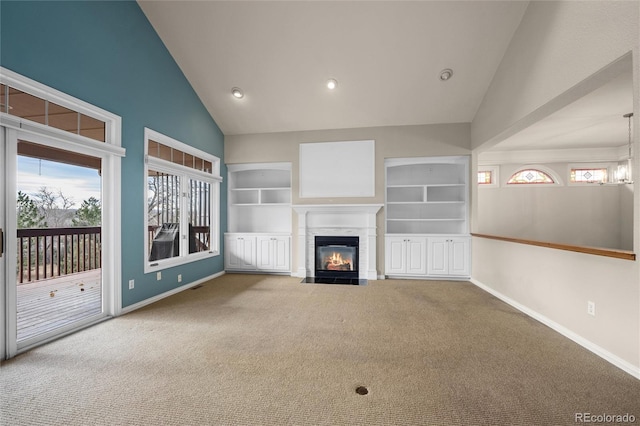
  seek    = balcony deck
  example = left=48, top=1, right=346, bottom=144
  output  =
left=17, top=269, right=102, bottom=341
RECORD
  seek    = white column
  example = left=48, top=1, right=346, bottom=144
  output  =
left=296, top=211, right=308, bottom=278
left=366, top=211, right=378, bottom=279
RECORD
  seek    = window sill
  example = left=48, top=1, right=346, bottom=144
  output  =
left=145, top=250, right=220, bottom=274
left=471, top=233, right=636, bottom=261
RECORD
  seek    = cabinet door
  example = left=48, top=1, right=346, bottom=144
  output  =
left=272, top=237, right=290, bottom=271
left=226, top=236, right=255, bottom=269
left=225, top=236, right=241, bottom=269
left=448, top=238, right=470, bottom=276
left=256, top=236, right=273, bottom=270
left=427, top=238, right=448, bottom=275
left=406, top=238, right=427, bottom=275
left=386, top=237, right=407, bottom=274
left=256, top=236, right=290, bottom=271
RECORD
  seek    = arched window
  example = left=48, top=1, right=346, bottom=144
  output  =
left=507, top=169, right=555, bottom=184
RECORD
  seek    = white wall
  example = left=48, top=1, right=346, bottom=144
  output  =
left=471, top=1, right=640, bottom=376
left=477, top=163, right=632, bottom=250
left=226, top=123, right=471, bottom=275
left=472, top=238, right=639, bottom=374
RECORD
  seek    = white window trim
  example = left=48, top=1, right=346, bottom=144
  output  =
left=0, top=67, right=124, bottom=325
left=567, top=162, right=616, bottom=186
left=143, top=128, right=221, bottom=274
left=477, top=165, right=499, bottom=188
left=0, top=67, right=122, bottom=148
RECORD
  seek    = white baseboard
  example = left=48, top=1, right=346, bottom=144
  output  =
left=470, top=278, right=640, bottom=380
left=119, top=271, right=226, bottom=315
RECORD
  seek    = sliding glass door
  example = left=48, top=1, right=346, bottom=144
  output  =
left=5, top=129, right=108, bottom=355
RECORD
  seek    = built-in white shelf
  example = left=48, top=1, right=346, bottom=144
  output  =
left=385, top=156, right=469, bottom=236
left=230, top=188, right=291, bottom=205
left=384, top=156, right=471, bottom=279
left=226, top=163, right=292, bottom=274
left=227, top=162, right=292, bottom=234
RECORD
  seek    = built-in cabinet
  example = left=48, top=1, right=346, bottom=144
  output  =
left=427, top=237, right=470, bottom=277
left=225, top=163, right=292, bottom=273
left=384, top=156, right=470, bottom=279
left=225, top=234, right=256, bottom=270
left=385, top=236, right=427, bottom=275
left=256, top=236, right=290, bottom=271
left=225, top=234, right=290, bottom=272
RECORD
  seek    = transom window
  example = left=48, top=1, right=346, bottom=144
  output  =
left=148, top=139, right=213, bottom=173
left=478, top=171, right=493, bottom=184
left=570, top=168, right=608, bottom=184
left=1, top=84, right=106, bottom=142
left=507, top=169, right=555, bottom=185
left=477, top=166, right=499, bottom=187
left=144, top=128, right=221, bottom=273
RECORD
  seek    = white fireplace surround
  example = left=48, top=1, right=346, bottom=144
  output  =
left=293, top=204, right=383, bottom=280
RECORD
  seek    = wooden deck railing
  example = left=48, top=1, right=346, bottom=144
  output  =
left=17, top=227, right=102, bottom=283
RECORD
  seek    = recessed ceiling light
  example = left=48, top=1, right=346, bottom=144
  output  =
left=231, top=87, right=244, bottom=99
left=439, top=69, right=453, bottom=81
left=327, top=78, right=338, bottom=90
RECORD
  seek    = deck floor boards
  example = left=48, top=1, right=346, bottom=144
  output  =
left=16, top=269, right=102, bottom=341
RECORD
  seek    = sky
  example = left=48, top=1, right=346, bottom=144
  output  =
left=17, top=156, right=101, bottom=208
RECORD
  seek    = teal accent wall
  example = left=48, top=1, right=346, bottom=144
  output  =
left=1, top=1, right=227, bottom=307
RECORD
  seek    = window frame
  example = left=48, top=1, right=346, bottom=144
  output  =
left=143, top=128, right=221, bottom=274
left=506, top=166, right=562, bottom=186
left=567, top=162, right=616, bottom=186
left=477, top=165, right=499, bottom=188
left=1, top=68, right=119, bottom=147
left=1, top=67, right=124, bottom=345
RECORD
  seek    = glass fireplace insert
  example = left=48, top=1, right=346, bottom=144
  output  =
left=314, top=235, right=359, bottom=281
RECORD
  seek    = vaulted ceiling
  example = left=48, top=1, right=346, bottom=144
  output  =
left=138, top=1, right=528, bottom=136
left=138, top=1, right=633, bottom=152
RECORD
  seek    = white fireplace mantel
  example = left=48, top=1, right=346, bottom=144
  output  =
left=293, top=204, right=383, bottom=280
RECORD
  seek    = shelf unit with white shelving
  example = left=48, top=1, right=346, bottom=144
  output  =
left=226, top=162, right=292, bottom=273
left=384, top=156, right=470, bottom=279
left=385, top=157, right=469, bottom=235
left=227, top=163, right=292, bottom=233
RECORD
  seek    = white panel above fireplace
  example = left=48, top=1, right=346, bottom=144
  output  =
left=299, top=140, right=375, bottom=198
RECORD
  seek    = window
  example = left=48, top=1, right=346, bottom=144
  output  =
left=477, top=166, right=498, bottom=187
left=1, top=84, right=107, bottom=142
left=569, top=167, right=609, bottom=184
left=478, top=171, right=492, bottom=184
left=145, top=128, right=221, bottom=272
left=507, top=169, right=555, bottom=185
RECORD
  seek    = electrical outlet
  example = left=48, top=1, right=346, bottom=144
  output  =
left=128, top=279, right=134, bottom=290
left=178, top=274, right=182, bottom=283
left=587, top=301, right=596, bottom=316
left=157, top=271, right=162, bottom=281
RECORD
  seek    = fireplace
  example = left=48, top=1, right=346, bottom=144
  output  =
left=314, top=236, right=359, bottom=283
left=293, top=204, right=383, bottom=283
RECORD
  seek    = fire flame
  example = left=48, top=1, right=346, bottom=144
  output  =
left=325, top=252, right=352, bottom=270
left=329, top=252, right=345, bottom=266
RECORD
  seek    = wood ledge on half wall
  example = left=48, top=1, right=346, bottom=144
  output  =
left=471, top=233, right=636, bottom=261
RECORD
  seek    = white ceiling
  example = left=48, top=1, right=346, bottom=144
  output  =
left=138, top=1, right=633, bottom=153
left=138, top=1, right=529, bottom=136
left=489, top=66, right=634, bottom=152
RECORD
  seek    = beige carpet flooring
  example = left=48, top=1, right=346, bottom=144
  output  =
left=1, top=274, right=639, bottom=425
